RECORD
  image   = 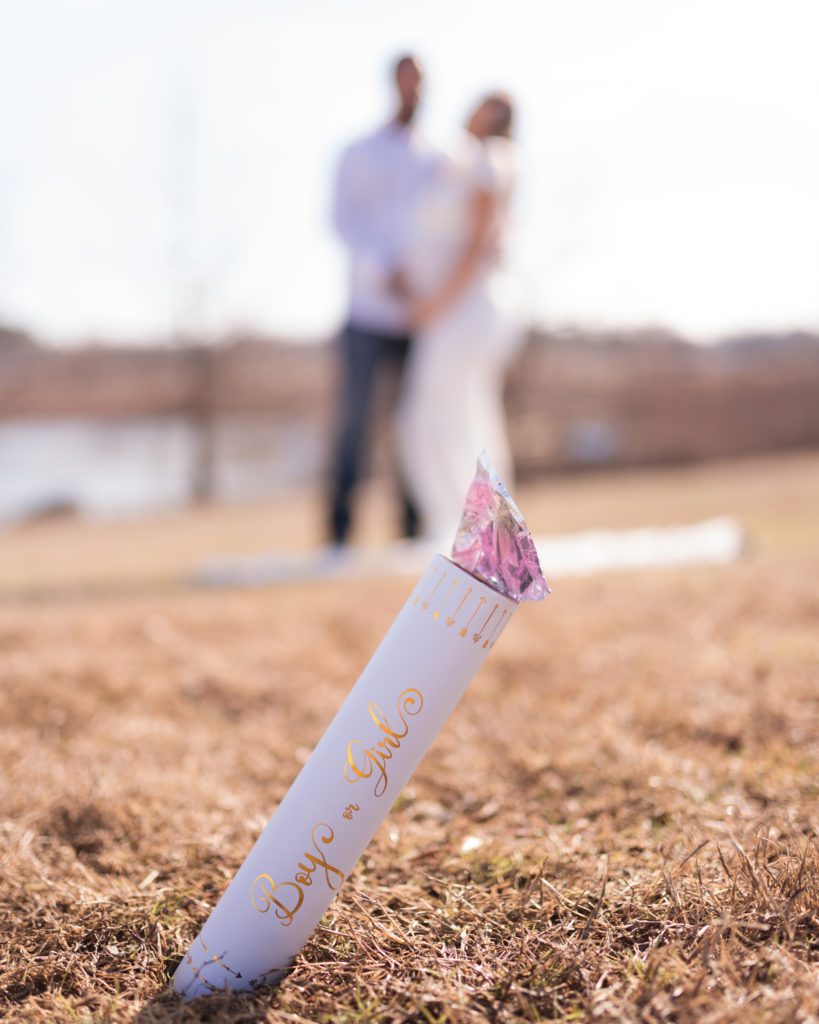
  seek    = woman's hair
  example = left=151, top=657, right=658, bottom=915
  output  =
left=482, top=92, right=514, bottom=138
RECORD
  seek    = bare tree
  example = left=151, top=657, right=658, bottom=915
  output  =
left=163, top=70, right=233, bottom=504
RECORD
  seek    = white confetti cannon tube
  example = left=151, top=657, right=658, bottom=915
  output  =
left=173, top=554, right=517, bottom=997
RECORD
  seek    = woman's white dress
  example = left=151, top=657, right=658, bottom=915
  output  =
left=398, top=134, right=523, bottom=543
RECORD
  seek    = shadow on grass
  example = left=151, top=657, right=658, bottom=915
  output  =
left=129, top=948, right=299, bottom=1024
left=133, top=978, right=289, bottom=1024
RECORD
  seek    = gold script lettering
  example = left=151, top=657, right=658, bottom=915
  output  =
left=344, top=688, right=424, bottom=797
left=250, top=875, right=304, bottom=925
left=294, top=823, right=345, bottom=890
left=250, top=823, right=344, bottom=920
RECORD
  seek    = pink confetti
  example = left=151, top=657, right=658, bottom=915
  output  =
left=450, top=451, right=550, bottom=603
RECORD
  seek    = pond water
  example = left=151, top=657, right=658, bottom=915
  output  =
left=0, top=415, right=324, bottom=524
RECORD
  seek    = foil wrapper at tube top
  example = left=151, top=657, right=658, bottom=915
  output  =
left=450, top=451, right=550, bottom=603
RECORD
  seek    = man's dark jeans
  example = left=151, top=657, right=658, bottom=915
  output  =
left=328, top=324, right=419, bottom=545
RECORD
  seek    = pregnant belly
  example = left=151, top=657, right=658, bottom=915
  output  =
left=421, top=271, right=524, bottom=364
left=405, top=190, right=469, bottom=298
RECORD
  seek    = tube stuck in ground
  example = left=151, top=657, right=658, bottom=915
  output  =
left=173, top=453, right=547, bottom=998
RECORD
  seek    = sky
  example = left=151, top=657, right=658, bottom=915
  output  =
left=1, top=0, right=818, bottom=345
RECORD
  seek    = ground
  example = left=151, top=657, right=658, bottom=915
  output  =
left=1, top=452, right=818, bottom=1023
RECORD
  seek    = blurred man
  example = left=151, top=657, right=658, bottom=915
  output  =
left=328, top=54, right=436, bottom=546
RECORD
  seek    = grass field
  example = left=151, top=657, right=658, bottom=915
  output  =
left=1, top=452, right=818, bottom=1023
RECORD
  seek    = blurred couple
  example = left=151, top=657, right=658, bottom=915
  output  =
left=328, top=54, right=523, bottom=547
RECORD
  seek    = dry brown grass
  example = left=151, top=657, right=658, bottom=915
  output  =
left=1, top=453, right=818, bottom=1023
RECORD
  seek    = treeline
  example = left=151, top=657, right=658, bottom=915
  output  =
left=2, top=324, right=818, bottom=472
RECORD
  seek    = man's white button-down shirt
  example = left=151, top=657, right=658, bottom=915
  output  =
left=333, top=122, right=438, bottom=335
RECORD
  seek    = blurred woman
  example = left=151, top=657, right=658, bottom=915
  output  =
left=398, top=92, right=524, bottom=543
